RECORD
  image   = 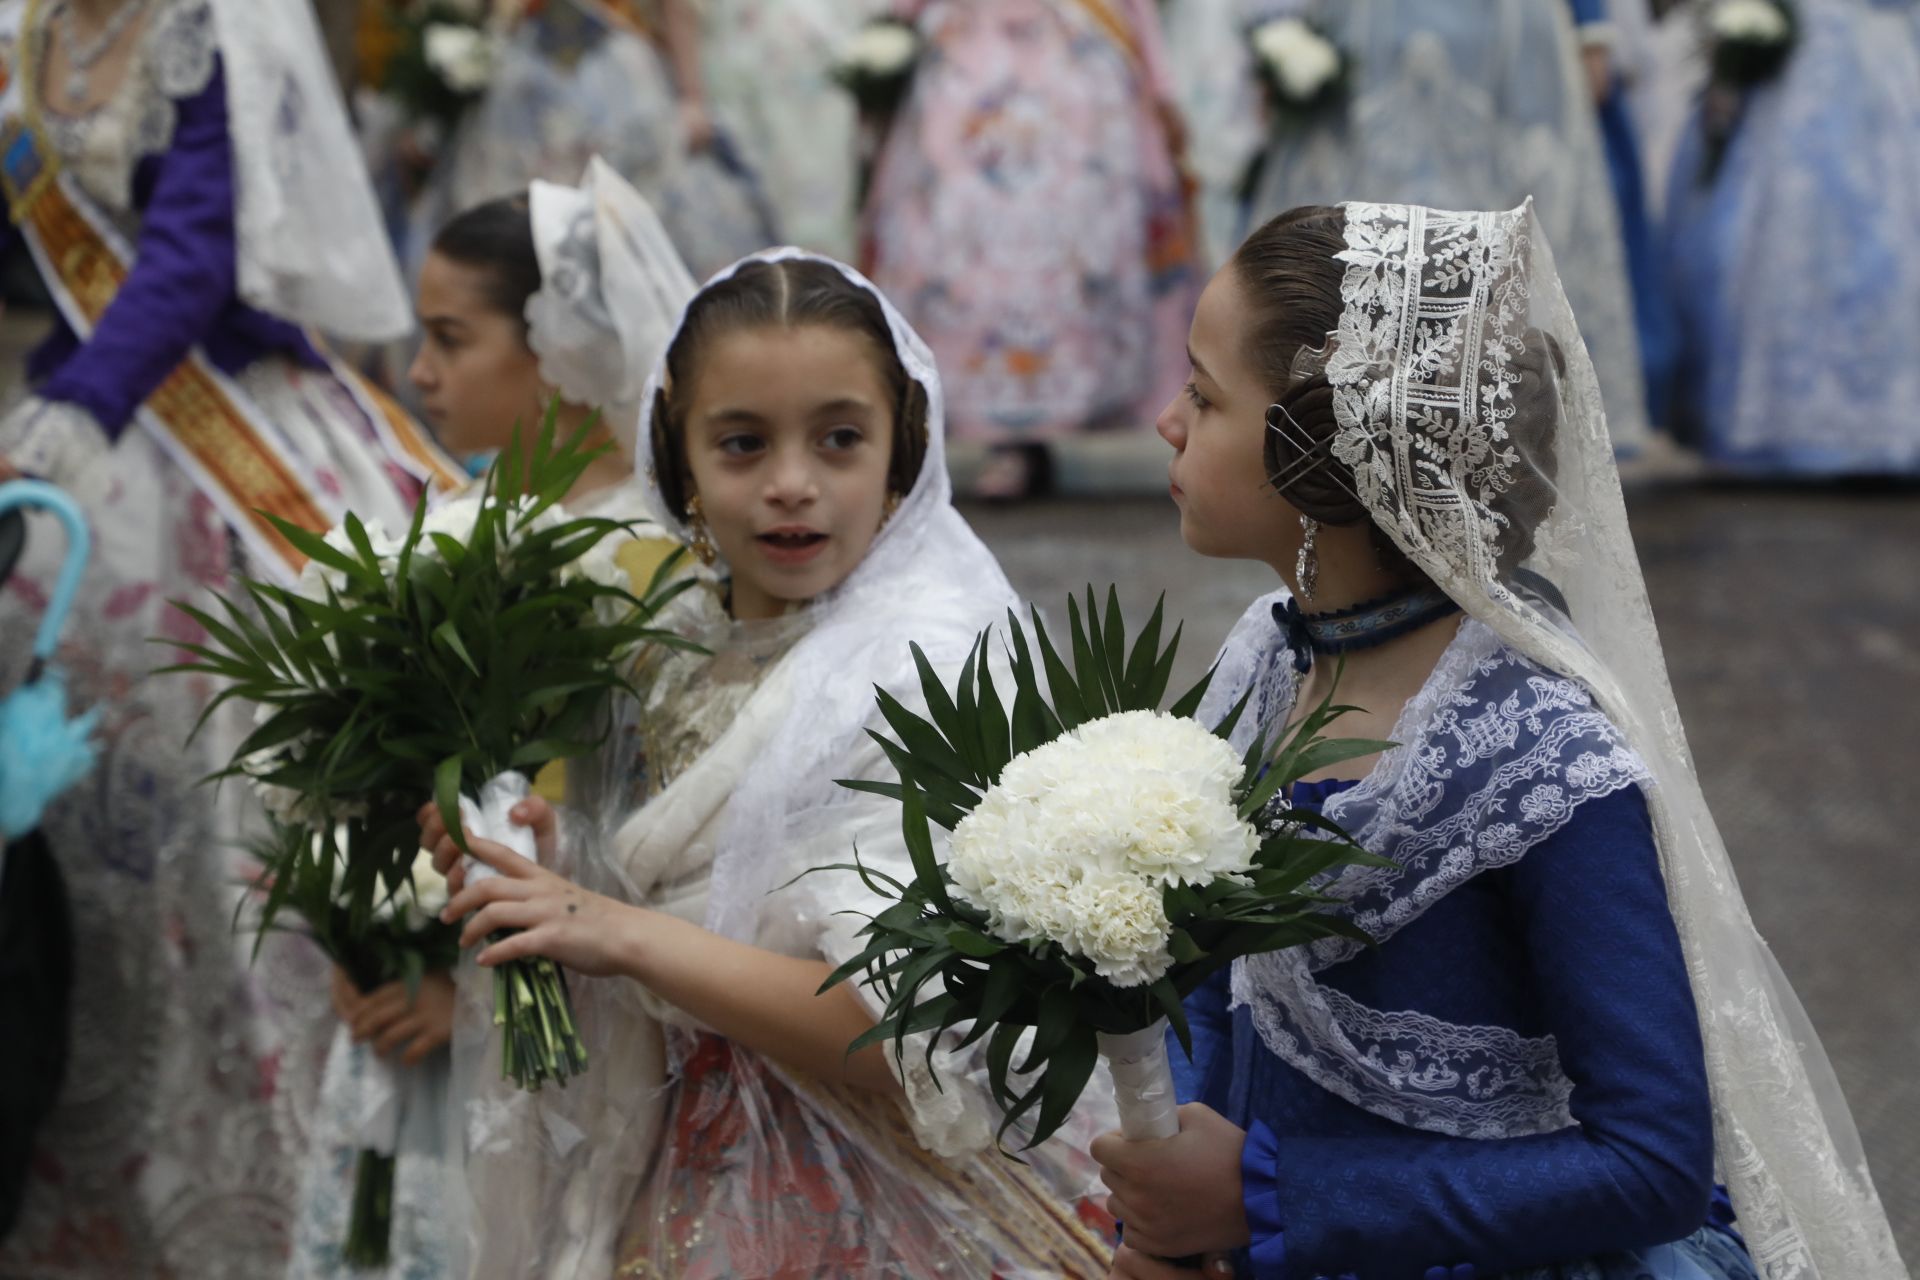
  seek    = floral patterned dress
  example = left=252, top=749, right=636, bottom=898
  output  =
left=0, top=2, right=430, bottom=1273
left=861, top=0, right=1199, bottom=443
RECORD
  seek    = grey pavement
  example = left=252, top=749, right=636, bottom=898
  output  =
left=964, top=483, right=1920, bottom=1263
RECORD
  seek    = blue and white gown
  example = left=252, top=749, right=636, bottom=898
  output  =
left=1663, top=0, right=1920, bottom=474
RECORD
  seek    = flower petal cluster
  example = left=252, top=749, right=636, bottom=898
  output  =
left=1710, top=0, right=1790, bottom=41
left=1252, top=18, right=1342, bottom=102
left=424, top=23, right=495, bottom=95
left=845, top=21, right=918, bottom=76
left=945, top=711, right=1257, bottom=988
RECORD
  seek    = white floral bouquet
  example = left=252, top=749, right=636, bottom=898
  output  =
left=171, top=419, right=697, bottom=1093
left=820, top=589, right=1389, bottom=1149
left=1247, top=17, right=1349, bottom=132
left=1700, top=0, right=1796, bottom=177
left=379, top=0, right=500, bottom=137
left=832, top=17, right=922, bottom=119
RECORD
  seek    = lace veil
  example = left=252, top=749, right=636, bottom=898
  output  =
left=1221, top=201, right=1903, bottom=1277
left=207, top=0, right=414, bottom=340
left=526, top=156, right=697, bottom=457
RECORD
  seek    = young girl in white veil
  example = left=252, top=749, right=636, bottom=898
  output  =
left=287, top=158, right=692, bottom=1280
left=1091, top=203, right=1904, bottom=1279
left=427, top=249, right=1119, bottom=1278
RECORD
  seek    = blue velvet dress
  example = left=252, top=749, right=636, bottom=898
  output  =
left=1176, top=777, right=1760, bottom=1280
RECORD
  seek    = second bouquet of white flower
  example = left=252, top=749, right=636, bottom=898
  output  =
left=170, top=419, right=699, bottom=1091
left=820, top=588, right=1391, bottom=1149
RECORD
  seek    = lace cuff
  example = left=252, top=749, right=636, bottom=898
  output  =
left=1243, top=1120, right=1290, bottom=1278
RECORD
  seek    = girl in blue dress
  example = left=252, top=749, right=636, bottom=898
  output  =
left=1091, top=200, right=1906, bottom=1279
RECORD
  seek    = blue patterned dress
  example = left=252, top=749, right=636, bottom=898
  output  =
left=1175, top=605, right=1762, bottom=1279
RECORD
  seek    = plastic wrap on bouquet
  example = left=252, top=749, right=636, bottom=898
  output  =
left=1098, top=1020, right=1179, bottom=1141
left=458, top=772, right=589, bottom=1089
left=289, top=1029, right=467, bottom=1280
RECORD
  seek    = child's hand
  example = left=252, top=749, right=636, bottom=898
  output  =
left=438, top=830, right=642, bottom=978
left=338, top=970, right=457, bottom=1066
left=419, top=794, right=559, bottom=896
left=1093, top=1103, right=1252, bottom=1259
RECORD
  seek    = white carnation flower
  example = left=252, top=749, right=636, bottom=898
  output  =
left=424, top=23, right=495, bottom=95
left=946, top=711, right=1256, bottom=988
left=1709, top=0, right=1790, bottom=41
left=1252, top=18, right=1342, bottom=102
left=846, top=22, right=918, bottom=76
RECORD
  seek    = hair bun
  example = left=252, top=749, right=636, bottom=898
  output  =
left=1263, top=374, right=1367, bottom=524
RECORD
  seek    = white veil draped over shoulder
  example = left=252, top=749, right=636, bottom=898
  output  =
left=207, top=0, right=414, bottom=340
left=1214, top=201, right=1904, bottom=1278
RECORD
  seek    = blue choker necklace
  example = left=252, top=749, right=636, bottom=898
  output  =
left=1273, top=584, right=1461, bottom=673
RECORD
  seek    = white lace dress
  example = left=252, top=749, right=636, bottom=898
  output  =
left=1236, top=0, right=1651, bottom=451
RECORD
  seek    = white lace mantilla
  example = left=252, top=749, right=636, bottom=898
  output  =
left=31, top=0, right=216, bottom=215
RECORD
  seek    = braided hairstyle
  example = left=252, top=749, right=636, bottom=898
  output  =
left=648, top=259, right=929, bottom=521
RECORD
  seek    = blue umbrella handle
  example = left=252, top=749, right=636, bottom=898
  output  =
left=0, top=480, right=93, bottom=665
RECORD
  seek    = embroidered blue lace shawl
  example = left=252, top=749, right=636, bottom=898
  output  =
left=1203, top=592, right=1651, bottom=1139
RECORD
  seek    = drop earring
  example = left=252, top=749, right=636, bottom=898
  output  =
left=1296, top=515, right=1320, bottom=603
left=685, top=493, right=718, bottom=567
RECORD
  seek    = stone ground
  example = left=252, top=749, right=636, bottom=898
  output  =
left=963, top=479, right=1920, bottom=1263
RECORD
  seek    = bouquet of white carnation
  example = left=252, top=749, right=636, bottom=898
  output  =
left=1699, top=0, right=1796, bottom=178
left=171, top=418, right=698, bottom=1093
left=378, top=1, right=499, bottom=137
left=1247, top=17, right=1348, bottom=132
left=819, top=588, right=1389, bottom=1150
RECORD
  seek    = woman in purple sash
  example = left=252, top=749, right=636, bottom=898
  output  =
left=0, top=0, right=454, bottom=1273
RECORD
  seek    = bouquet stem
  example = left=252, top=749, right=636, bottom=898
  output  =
left=493, top=949, right=588, bottom=1090
left=343, top=1147, right=394, bottom=1269
left=1100, top=1021, right=1201, bottom=1265
left=463, top=773, right=589, bottom=1090
left=1098, top=1021, right=1180, bottom=1141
